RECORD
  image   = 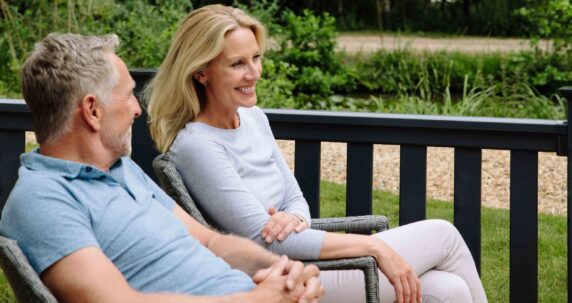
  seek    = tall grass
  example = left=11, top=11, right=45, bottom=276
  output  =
left=366, top=80, right=567, bottom=119
left=324, top=48, right=569, bottom=120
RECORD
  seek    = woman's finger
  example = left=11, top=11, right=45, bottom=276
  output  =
left=278, top=221, right=297, bottom=241
left=393, top=278, right=404, bottom=303
left=416, top=277, right=422, bottom=303
left=294, top=220, right=308, bottom=233
left=401, top=275, right=411, bottom=303
left=261, top=217, right=278, bottom=239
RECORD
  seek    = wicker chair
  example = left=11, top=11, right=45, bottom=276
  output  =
left=0, top=236, right=58, bottom=303
left=153, top=152, right=389, bottom=303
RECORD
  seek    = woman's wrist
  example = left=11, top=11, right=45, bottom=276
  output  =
left=369, top=237, right=390, bottom=264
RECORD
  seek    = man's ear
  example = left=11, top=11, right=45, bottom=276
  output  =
left=79, top=94, right=103, bottom=132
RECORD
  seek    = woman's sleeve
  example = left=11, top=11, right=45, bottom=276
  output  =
left=271, top=141, right=313, bottom=224
left=171, top=133, right=325, bottom=260
left=257, top=107, right=313, bottom=223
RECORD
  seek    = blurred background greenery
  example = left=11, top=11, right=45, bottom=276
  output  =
left=1, top=0, right=571, bottom=118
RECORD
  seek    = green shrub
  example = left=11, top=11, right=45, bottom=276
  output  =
left=513, top=0, right=572, bottom=94
left=256, top=58, right=297, bottom=109
left=261, top=9, right=357, bottom=109
left=0, top=0, right=192, bottom=96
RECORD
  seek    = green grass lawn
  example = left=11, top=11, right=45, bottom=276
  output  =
left=320, top=181, right=566, bottom=303
left=0, top=273, right=15, bottom=303
left=0, top=180, right=565, bottom=302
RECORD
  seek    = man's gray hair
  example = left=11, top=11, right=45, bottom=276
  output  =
left=21, top=33, right=120, bottom=144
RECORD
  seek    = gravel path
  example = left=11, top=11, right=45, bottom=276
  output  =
left=276, top=140, right=567, bottom=215
left=336, top=34, right=550, bottom=53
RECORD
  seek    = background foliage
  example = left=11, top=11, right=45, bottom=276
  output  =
left=200, top=0, right=546, bottom=36
left=1, top=0, right=571, bottom=119
left=0, top=0, right=192, bottom=96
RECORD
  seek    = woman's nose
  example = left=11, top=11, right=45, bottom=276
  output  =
left=245, top=62, right=261, bottom=81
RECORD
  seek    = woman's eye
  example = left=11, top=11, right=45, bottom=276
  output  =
left=231, top=61, right=244, bottom=67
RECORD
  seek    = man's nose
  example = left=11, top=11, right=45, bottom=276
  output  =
left=133, top=97, right=142, bottom=118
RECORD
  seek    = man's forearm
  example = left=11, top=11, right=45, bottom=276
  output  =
left=134, top=291, right=256, bottom=303
left=207, top=233, right=280, bottom=276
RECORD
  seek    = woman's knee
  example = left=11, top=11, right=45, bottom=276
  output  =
left=420, top=270, right=472, bottom=303
left=425, top=219, right=462, bottom=240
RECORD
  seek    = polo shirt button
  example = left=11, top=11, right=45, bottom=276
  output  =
left=86, top=167, right=92, bottom=172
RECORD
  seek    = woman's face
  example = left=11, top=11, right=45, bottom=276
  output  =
left=199, top=27, right=262, bottom=111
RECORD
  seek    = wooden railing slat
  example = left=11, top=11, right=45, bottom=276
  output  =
left=346, top=142, right=373, bottom=217
left=294, top=140, right=321, bottom=218
left=0, top=131, right=26, bottom=215
left=454, top=148, right=482, bottom=274
left=509, top=150, right=538, bottom=303
left=399, top=145, right=427, bottom=225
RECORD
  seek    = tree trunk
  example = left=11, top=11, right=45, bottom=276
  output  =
left=375, top=0, right=384, bottom=30
left=463, top=0, right=471, bottom=18
left=337, top=0, right=344, bottom=29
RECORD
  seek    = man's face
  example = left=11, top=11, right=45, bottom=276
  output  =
left=100, top=53, right=141, bottom=158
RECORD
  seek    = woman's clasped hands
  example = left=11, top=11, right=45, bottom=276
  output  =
left=262, top=207, right=309, bottom=243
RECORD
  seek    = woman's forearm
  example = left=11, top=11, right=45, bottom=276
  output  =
left=319, top=232, right=387, bottom=263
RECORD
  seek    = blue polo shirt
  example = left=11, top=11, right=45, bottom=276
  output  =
left=0, top=150, right=254, bottom=296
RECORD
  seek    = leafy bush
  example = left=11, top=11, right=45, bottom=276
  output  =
left=0, top=0, right=192, bottom=96
left=513, top=0, right=572, bottom=94
left=256, top=58, right=297, bottom=109
left=516, top=0, right=572, bottom=53
left=263, top=9, right=357, bottom=109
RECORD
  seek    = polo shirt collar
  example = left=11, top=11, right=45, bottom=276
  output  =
left=21, top=149, right=124, bottom=180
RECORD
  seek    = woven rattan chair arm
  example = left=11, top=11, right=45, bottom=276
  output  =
left=311, top=215, right=389, bottom=233
left=304, top=256, right=379, bottom=303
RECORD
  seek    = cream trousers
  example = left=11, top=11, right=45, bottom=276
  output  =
left=319, top=219, right=488, bottom=303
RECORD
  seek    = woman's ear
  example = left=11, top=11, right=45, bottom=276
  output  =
left=79, top=94, right=103, bottom=132
left=194, top=71, right=207, bottom=85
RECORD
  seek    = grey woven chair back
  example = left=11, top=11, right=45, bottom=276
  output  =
left=152, top=152, right=213, bottom=227
left=152, top=152, right=381, bottom=303
left=0, top=236, right=58, bottom=303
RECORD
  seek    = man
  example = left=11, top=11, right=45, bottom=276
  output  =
left=0, top=33, right=324, bottom=303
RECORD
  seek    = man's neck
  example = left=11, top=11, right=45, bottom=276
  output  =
left=39, top=134, right=118, bottom=172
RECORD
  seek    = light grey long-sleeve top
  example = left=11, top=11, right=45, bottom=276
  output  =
left=170, top=106, right=326, bottom=260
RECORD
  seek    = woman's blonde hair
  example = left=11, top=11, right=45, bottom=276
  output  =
left=144, top=4, right=267, bottom=152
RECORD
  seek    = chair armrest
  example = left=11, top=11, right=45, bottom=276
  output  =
left=311, top=215, right=389, bottom=233
left=304, top=256, right=379, bottom=303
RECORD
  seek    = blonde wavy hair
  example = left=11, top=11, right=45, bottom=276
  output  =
left=144, top=4, right=267, bottom=152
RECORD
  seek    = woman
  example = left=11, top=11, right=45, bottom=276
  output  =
left=145, top=5, right=487, bottom=303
